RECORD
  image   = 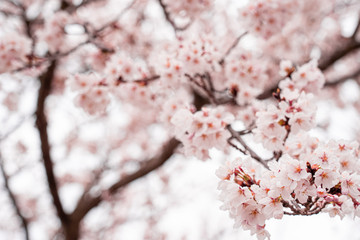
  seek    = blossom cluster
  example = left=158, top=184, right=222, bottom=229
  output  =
left=0, top=33, right=31, bottom=73
left=279, top=60, right=325, bottom=99
left=252, top=91, right=316, bottom=151
left=158, top=89, right=192, bottom=127
left=156, top=34, right=221, bottom=90
left=217, top=138, right=360, bottom=239
left=239, top=0, right=299, bottom=39
left=104, top=52, right=150, bottom=83
left=68, top=73, right=110, bottom=115
left=37, top=11, right=71, bottom=53
left=176, top=35, right=221, bottom=76
left=163, top=0, right=213, bottom=20
left=68, top=51, right=161, bottom=115
left=224, top=51, right=269, bottom=105
left=171, top=106, right=234, bottom=160
left=216, top=58, right=360, bottom=239
left=157, top=53, right=183, bottom=88
left=252, top=60, right=324, bottom=151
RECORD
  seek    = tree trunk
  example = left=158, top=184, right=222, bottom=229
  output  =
left=64, top=221, right=80, bottom=240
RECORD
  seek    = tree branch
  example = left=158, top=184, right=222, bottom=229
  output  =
left=116, top=75, right=160, bottom=85
left=227, top=125, right=269, bottom=169
left=185, top=73, right=236, bottom=105
left=352, top=15, right=360, bottom=40
left=35, top=60, right=68, bottom=224
left=157, top=0, right=188, bottom=32
left=70, top=138, right=179, bottom=222
left=318, top=39, right=360, bottom=71
left=219, top=31, right=248, bottom=65
left=0, top=156, right=30, bottom=240
left=325, top=67, right=360, bottom=87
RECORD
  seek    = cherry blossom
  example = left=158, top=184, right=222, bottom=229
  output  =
left=0, top=33, right=31, bottom=73
left=171, top=106, right=234, bottom=160
left=0, top=0, right=360, bottom=239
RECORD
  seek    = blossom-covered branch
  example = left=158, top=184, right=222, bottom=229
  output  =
left=2, top=0, right=360, bottom=239
left=257, top=36, right=360, bottom=100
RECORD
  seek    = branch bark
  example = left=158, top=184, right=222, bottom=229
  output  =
left=35, top=60, right=68, bottom=224
left=318, top=39, right=360, bottom=71
left=325, top=67, right=360, bottom=87
left=158, top=0, right=188, bottom=32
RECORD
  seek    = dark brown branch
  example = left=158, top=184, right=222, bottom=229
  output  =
left=35, top=61, right=68, bottom=224
left=318, top=39, right=360, bottom=71
left=0, top=156, right=30, bottom=240
left=13, top=40, right=91, bottom=72
left=282, top=197, right=327, bottom=216
left=70, top=138, right=179, bottom=223
left=226, top=125, right=269, bottom=169
left=219, top=32, right=248, bottom=65
left=116, top=75, right=160, bottom=85
left=185, top=73, right=217, bottom=105
left=158, top=0, right=188, bottom=32
left=352, top=15, right=360, bottom=40
left=185, top=73, right=236, bottom=105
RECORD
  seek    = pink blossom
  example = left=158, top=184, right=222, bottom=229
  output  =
left=0, top=33, right=31, bottom=73
left=314, top=168, right=339, bottom=189
left=281, top=155, right=309, bottom=181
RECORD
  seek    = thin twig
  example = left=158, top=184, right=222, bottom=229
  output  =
left=227, top=125, right=269, bottom=169
left=117, top=75, right=160, bottom=85
left=185, top=73, right=217, bottom=104
left=13, top=40, right=91, bottom=73
left=219, top=31, right=248, bottom=65
left=158, top=0, right=188, bottom=33
left=185, top=73, right=236, bottom=105
left=0, top=156, right=30, bottom=240
left=227, top=138, right=247, bottom=155
left=0, top=117, right=28, bottom=140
